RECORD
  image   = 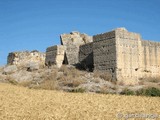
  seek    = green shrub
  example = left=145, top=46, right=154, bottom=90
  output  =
left=136, top=87, right=160, bottom=97
left=136, top=88, right=145, bottom=96
left=70, top=88, right=86, bottom=93
left=121, top=88, right=135, bottom=95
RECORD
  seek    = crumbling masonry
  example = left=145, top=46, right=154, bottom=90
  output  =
left=45, top=28, right=160, bottom=81
left=45, top=45, right=65, bottom=68
left=7, top=50, right=45, bottom=66
left=7, top=28, right=160, bottom=82
left=45, top=31, right=93, bottom=67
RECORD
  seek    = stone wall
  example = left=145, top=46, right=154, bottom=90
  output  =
left=92, top=28, right=160, bottom=83
left=14, top=28, right=158, bottom=84
left=60, top=31, right=93, bottom=65
left=141, top=40, right=160, bottom=78
left=45, top=45, right=65, bottom=68
left=7, top=50, right=45, bottom=66
left=79, top=42, right=93, bottom=71
left=93, top=30, right=116, bottom=42
left=93, top=31, right=117, bottom=79
left=115, top=28, right=142, bottom=82
left=114, top=28, right=160, bottom=82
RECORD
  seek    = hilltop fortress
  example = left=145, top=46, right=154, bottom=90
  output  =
left=8, top=28, right=160, bottom=82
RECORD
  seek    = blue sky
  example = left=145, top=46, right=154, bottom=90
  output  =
left=0, top=0, right=160, bottom=65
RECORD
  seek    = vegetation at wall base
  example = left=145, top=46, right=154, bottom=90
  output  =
left=121, top=87, right=160, bottom=97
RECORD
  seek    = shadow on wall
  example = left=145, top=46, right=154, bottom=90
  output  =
left=76, top=52, right=94, bottom=72
left=62, top=53, right=69, bottom=65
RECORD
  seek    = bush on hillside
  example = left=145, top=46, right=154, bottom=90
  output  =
left=120, top=88, right=135, bottom=95
left=137, top=87, right=160, bottom=97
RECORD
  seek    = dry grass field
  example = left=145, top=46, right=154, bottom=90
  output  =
left=0, top=83, right=160, bottom=120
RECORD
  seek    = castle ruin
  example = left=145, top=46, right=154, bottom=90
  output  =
left=45, top=28, right=160, bottom=82
left=7, top=28, right=160, bottom=82
left=7, top=50, right=45, bottom=67
left=45, top=31, right=93, bottom=67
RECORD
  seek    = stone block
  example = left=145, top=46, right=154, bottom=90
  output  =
left=45, top=45, right=65, bottom=68
left=60, top=31, right=93, bottom=65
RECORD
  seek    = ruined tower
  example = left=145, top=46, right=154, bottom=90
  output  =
left=91, top=28, right=160, bottom=82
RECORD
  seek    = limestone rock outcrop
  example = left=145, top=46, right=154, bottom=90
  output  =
left=3, top=65, right=18, bottom=74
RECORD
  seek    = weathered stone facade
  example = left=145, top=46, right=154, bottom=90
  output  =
left=44, top=28, right=160, bottom=83
left=8, top=28, right=159, bottom=83
left=141, top=40, right=160, bottom=78
left=45, top=45, right=65, bottom=68
left=93, top=30, right=117, bottom=79
left=92, top=28, right=160, bottom=82
left=60, top=31, right=93, bottom=65
left=45, top=32, right=93, bottom=68
left=79, top=42, right=93, bottom=71
left=115, top=28, right=142, bottom=82
left=7, top=50, right=45, bottom=66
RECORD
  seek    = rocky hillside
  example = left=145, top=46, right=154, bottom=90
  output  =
left=0, top=64, right=160, bottom=96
